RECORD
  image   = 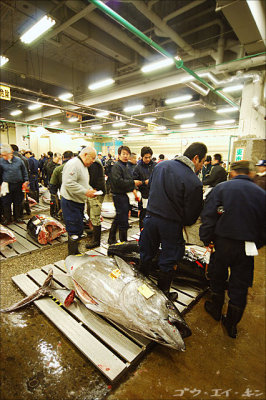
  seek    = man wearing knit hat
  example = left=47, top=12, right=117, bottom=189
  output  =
left=200, top=160, right=265, bottom=339
left=253, top=159, right=266, bottom=190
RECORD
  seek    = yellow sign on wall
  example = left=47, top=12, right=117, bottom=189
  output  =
left=0, top=85, right=11, bottom=101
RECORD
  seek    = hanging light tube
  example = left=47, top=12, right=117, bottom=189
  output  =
left=10, top=110, right=22, bottom=116
left=214, top=119, right=236, bottom=125
left=217, top=107, right=239, bottom=114
left=143, top=117, right=156, bottom=123
left=20, top=15, right=56, bottom=44
left=165, top=94, right=192, bottom=105
left=28, top=103, right=42, bottom=110
left=0, top=56, right=9, bottom=67
left=180, top=123, right=198, bottom=128
left=174, top=112, right=195, bottom=120
left=124, top=104, right=144, bottom=113
left=59, top=92, right=73, bottom=101
left=222, top=84, right=244, bottom=93
left=89, top=78, right=114, bottom=91
left=96, top=111, right=109, bottom=118
left=112, top=121, right=126, bottom=128
left=141, top=58, right=174, bottom=73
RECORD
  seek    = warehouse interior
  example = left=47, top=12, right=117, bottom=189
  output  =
left=0, top=0, right=265, bottom=399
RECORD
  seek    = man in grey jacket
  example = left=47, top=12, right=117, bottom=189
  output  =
left=61, top=146, right=97, bottom=254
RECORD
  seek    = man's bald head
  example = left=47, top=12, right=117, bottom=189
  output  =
left=80, top=146, right=97, bottom=167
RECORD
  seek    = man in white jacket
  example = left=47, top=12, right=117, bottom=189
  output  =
left=61, top=146, right=96, bottom=254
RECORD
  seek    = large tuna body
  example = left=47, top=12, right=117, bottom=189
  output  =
left=0, top=224, right=16, bottom=249
left=65, top=254, right=191, bottom=351
left=27, top=215, right=66, bottom=244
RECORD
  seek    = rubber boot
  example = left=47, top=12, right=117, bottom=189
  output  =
left=13, top=204, right=24, bottom=223
left=204, top=291, right=225, bottom=321
left=86, top=225, right=101, bottom=249
left=222, top=302, right=245, bottom=338
left=139, top=261, right=152, bottom=277
left=50, top=200, right=58, bottom=219
left=157, top=270, right=178, bottom=302
left=68, top=235, right=81, bottom=255
left=2, top=206, right=12, bottom=225
left=108, top=220, right=118, bottom=245
left=119, top=229, right=127, bottom=243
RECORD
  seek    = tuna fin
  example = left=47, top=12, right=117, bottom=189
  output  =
left=114, top=255, right=136, bottom=276
left=0, top=268, right=54, bottom=313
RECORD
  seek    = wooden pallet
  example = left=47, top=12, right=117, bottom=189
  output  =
left=11, top=245, right=205, bottom=382
left=0, top=220, right=68, bottom=260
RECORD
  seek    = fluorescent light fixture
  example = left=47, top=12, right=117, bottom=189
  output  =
left=68, top=117, right=78, bottom=122
left=141, top=58, right=174, bottom=73
left=96, top=111, right=109, bottom=118
left=180, top=123, right=198, bottom=128
left=214, top=119, right=236, bottom=126
left=124, top=104, right=144, bottom=113
left=49, top=121, right=61, bottom=126
left=20, top=15, right=56, bottom=44
left=143, top=117, right=156, bottom=123
left=89, top=78, right=114, bottom=91
left=128, top=128, right=141, bottom=133
left=59, top=92, right=72, bottom=101
left=174, top=112, right=195, bottom=120
left=108, top=130, right=119, bottom=136
left=154, top=125, right=167, bottom=131
left=112, top=121, right=126, bottom=128
left=0, top=56, right=9, bottom=67
left=222, top=84, right=244, bottom=93
left=217, top=107, right=239, bottom=114
left=28, top=103, right=42, bottom=110
left=91, top=124, right=103, bottom=130
left=10, top=110, right=22, bottom=116
left=165, top=94, right=192, bottom=105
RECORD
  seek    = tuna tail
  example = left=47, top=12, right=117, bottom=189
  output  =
left=0, top=268, right=54, bottom=313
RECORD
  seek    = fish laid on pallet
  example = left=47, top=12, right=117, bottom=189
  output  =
left=1, top=254, right=191, bottom=351
left=0, top=224, right=16, bottom=249
left=27, top=214, right=66, bottom=244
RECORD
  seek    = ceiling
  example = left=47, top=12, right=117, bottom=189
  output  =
left=0, top=0, right=265, bottom=140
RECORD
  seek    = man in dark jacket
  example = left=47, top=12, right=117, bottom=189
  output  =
left=203, top=153, right=227, bottom=187
left=49, top=151, right=74, bottom=219
left=133, top=146, right=156, bottom=229
left=200, top=160, right=265, bottom=338
left=86, top=158, right=106, bottom=249
left=127, top=152, right=137, bottom=176
left=201, top=155, right=212, bottom=180
left=108, top=146, right=142, bottom=244
left=139, top=142, right=207, bottom=300
left=105, top=154, right=115, bottom=194
left=253, top=159, right=266, bottom=190
left=0, top=144, right=29, bottom=224
left=24, top=150, right=39, bottom=202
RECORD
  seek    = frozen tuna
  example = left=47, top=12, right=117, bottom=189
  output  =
left=0, top=224, right=16, bottom=249
left=27, top=215, right=66, bottom=244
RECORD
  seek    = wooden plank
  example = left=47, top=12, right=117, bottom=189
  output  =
left=30, top=268, right=144, bottom=362
left=12, top=273, right=128, bottom=382
left=10, top=240, right=29, bottom=255
left=0, top=246, right=18, bottom=258
left=8, top=224, right=41, bottom=250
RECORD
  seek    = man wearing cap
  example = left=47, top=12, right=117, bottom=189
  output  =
left=200, top=160, right=265, bottom=338
left=253, top=160, right=266, bottom=190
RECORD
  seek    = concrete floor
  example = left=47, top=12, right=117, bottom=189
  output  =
left=0, top=225, right=265, bottom=400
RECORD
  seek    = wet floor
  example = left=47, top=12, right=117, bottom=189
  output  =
left=0, top=226, right=265, bottom=400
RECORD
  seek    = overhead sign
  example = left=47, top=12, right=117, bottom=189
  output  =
left=0, top=85, right=11, bottom=101
left=66, top=111, right=82, bottom=121
left=235, top=148, right=244, bottom=161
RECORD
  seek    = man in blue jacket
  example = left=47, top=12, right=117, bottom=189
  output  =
left=0, top=144, right=29, bottom=224
left=200, top=160, right=265, bottom=338
left=25, top=150, right=39, bottom=203
left=139, top=142, right=207, bottom=301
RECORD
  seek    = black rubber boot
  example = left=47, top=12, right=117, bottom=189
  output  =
left=139, top=261, right=152, bottom=277
left=86, top=225, right=101, bottom=249
left=204, top=291, right=225, bottom=321
left=13, top=204, right=24, bottom=223
left=68, top=235, right=81, bottom=255
left=119, top=229, right=127, bottom=243
left=222, top=302, right=245, bottom=338
left=157, top=270, right=178, bottom=302
left=108, top=221, right=118, bottom=245
left=2, top=206, right=12, bottom=225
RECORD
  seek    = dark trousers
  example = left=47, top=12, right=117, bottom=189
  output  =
left=1, top=182, right=23, bottom=207
left=61, top=197, right=84, bottom=237
left=210, top=236, right=254, bottom=308
left=29, top=175, right=39, bottom=201
left=113, top=194, right=130, bottom=230
left=139, top=213, right=185, bottom=272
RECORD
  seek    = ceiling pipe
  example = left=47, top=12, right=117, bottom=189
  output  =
left=88, top=0, right=239, bottom=108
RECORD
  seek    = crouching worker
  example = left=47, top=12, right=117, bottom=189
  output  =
left=200, top=160, right=266, bottom=338
left=61, top=147, right=97, bottom=255
left=139, top=143, right=207, bottom=301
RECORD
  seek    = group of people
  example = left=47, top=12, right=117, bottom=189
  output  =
left=1, top=141, right=265, bottom=340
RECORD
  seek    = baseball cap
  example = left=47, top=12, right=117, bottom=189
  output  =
left=230, top=160, right=250, bottom=171
left=255, top=160, right=266, bottom=167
